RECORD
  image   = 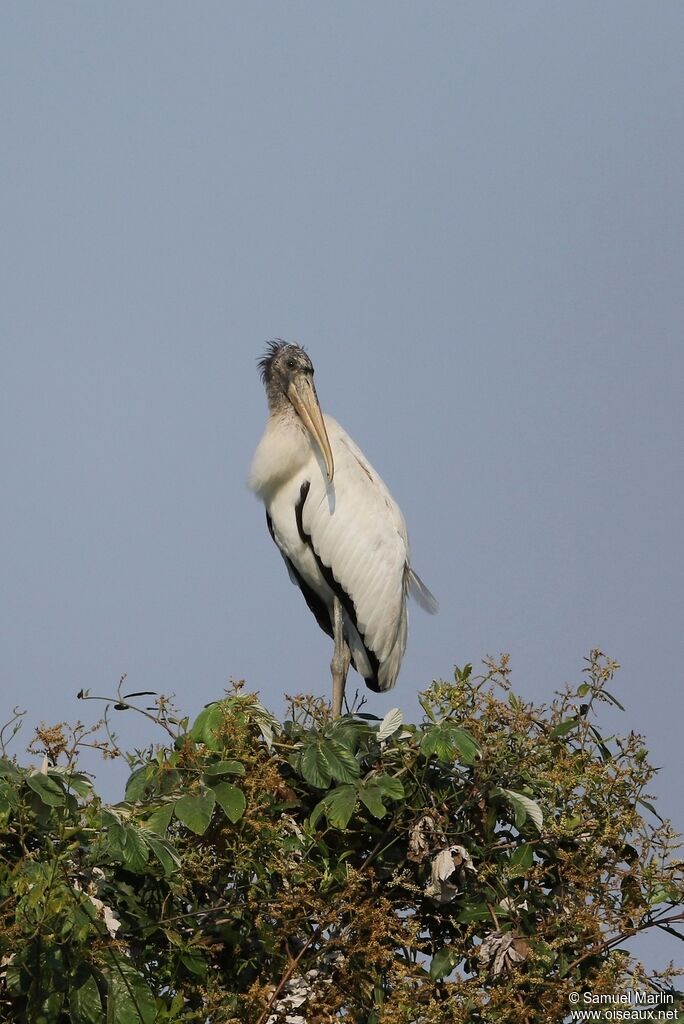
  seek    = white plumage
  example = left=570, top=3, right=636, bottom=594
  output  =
left=249, top=341, right=436, bottom=712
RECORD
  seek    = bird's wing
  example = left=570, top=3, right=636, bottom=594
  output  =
left=266, top=510, right=334, bottom=638
left=299, top=417, right=411, bottom=691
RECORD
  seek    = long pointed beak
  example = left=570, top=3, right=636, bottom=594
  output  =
left=287, top=375, right=335, bottom=482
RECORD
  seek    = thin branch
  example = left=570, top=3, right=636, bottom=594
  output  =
left=568, top=912, right=684, bottom=973
left=254, top=926, right=321, bottom=1024
left=78, top=686, right=178, bottom=741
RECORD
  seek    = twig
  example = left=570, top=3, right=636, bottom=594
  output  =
left=567, top=911, right=684, bottom=973
left=78, top=684, right=177, bottom=741
left=254, top=926, right=321, bottom=1024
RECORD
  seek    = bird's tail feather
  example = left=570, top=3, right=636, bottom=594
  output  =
left=408, top=568, right=438, bottom=614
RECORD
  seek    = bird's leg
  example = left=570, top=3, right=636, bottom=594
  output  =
left=331, top=597, right=351, bottom=718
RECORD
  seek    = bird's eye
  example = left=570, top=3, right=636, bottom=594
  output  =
left=286, top=358, right=296, bottom=370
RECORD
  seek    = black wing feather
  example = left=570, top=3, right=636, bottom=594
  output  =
left=294, top=482, right=381, bottom=691
left=266, top=510, right=333, bottom=639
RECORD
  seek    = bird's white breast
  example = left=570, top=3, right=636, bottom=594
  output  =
left=249, top=410, right=331, bottom=598
left=248, top=412, right=317, bottom=504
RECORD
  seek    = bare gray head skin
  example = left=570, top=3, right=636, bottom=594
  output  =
left=258, top=340, right=315, bottom=415
left=257, top=340, right=334, bottom=481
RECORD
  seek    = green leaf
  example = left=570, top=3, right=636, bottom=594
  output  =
left=603, top=689, right=625, bottom=711
left=637, top=796, right=664, bottom=822
left=321, top=784, right=357, bottom=828
left=69, top=971, right=103, bottom=1024
left=549, top=717, right=579, bottom=739
left=143, top=831, right=181, bottom=875
left=102, top=814, right=127, bottom=859
left=358, top=782, right=387, bottom=819
left=301, top=742, right=332, bottom=789
left=105, top=955, right=156, bottom=1024
left=420, top=724, right=448, bottom=760
left=188, top=703, right=225, bottom=750
left=212, top=782, right=246, bottom=823
left=329, top=719, right=364, bottom=749
left=189, top=702, right=217, bottom=742
left=0, top=757, right=20, bottom=780
left=450, top=727, right=480, bottom=765
left=125, top=763, right=157, bottom=802
left=25, top=772, right=66, bottom=807
left=576, top=682, right=590, bottom=697
left=36, top=992, right=65, bottom=1020
left=54, top=771, right=93, bottom=799
left=180, top=949, right=207, bottom=976
left=420, top=724, right=479, bottom=765
left=429, top=945, right=457, bottom=980
left=309, top=799, right=327, bottom=829
left=498, top=789, right=543, bottom=832
left=509, top=844, right=534, bottom=874
left=588, top=725, right=613, bottom=761
left=319, top=739, right=359, bottom=783
left=456, top=902, right=493, bottom=923
left=649, top=882, right=679, bottom=907
left=374, top=774, right=404, bottom=801
left=144, top=801, right=175, bottom=836
left=121, top=824, right=150, bottom=872
left=174, top=788, right=216, bottom=835
left=203, top=759, right=245, bottom=777
left=63, top=889, right=100, bottom=941
left=251, top=702, right=279, bottom=749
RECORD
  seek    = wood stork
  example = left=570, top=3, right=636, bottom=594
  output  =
left=249, top=341, right=437, bottom=717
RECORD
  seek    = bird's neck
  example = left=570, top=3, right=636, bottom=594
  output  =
left=248, top=407, right=314, bottom=502
left=266, top=383, right=291, bottom=417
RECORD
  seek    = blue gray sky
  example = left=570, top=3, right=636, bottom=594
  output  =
left=2, top=1, right=682, bottom=973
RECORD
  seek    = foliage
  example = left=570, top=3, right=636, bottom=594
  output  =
left=0, top=653, right=682, bottom=1023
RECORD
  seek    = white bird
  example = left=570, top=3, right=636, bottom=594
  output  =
left=249, top=341, right=437, bottom=717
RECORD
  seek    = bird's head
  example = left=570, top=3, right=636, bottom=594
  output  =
left=258, top=340, right=334, bottom=481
